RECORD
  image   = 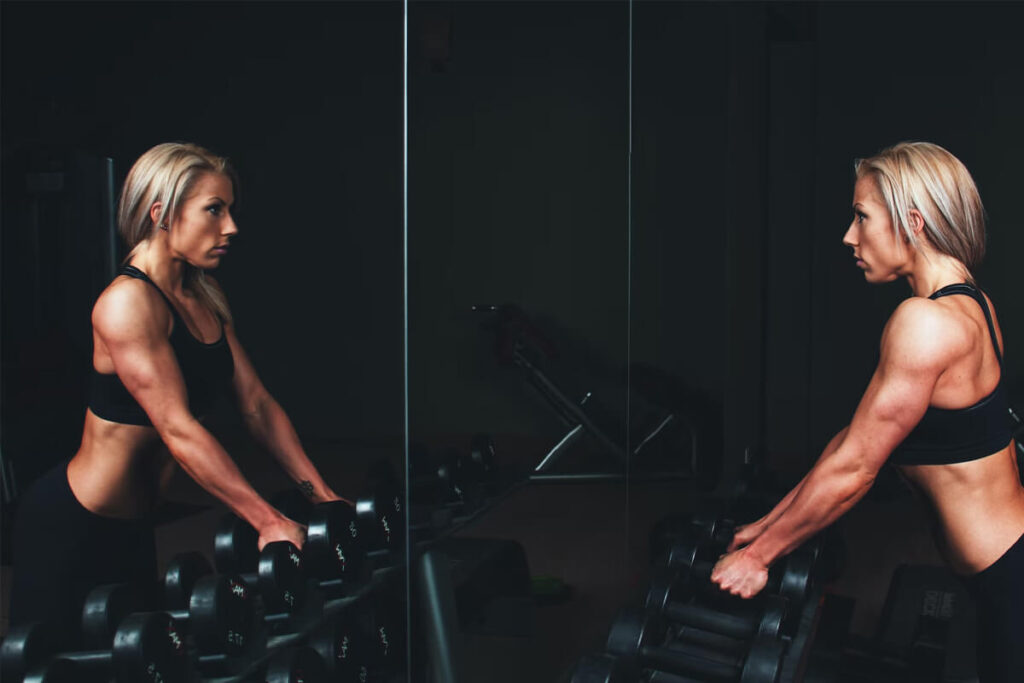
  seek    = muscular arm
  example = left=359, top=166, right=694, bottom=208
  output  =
left=94, top=283, right=291, bottom=540
left=727, top=426, right=849, bottom=552
left=224, top=323, right=346, bottom=505
left=713, top=299, right=963, bottom=596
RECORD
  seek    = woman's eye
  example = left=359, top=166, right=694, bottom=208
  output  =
left=856, top=212, right=866, bottom=224
left=207, top=205, right=222, bottom=216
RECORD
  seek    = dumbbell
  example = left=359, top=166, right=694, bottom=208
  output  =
left=308, top=603, right=404, bottom=682
left=571, top=652, right=709, bottom=683
left=606, top=607, right=784, bottom=683
left=665, top=532, right=814, bottom=605
left=214, top=515, right=308, bottom=617
left=355, top=483, right=406, bottom=558
left=262, top=645, right=328, bottom=683
left=645, top=569, right=791, bottom=647
left=272, top=493, right=372, bottom=595
left=82, top=574, right=255, bottom=673
left=1, top=613, right=187, bottom=683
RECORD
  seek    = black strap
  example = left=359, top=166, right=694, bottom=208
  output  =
left=120, top=265, right=178, bottom=317
left=929, top=283, right=1003, bottom=366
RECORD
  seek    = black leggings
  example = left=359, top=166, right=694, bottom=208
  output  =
left=8, top=460, right=157, bottom=642
left=964, top=531, right=1024, bottom=683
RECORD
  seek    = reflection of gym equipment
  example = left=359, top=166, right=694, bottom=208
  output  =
left=473, top=304, right=720, bottom=488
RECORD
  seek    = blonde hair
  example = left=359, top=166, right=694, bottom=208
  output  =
left=118, top=142, right=237, bottom=322
left=854, top=142, right=986, bottom=273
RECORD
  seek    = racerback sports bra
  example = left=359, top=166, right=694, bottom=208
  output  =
left=889, top=283, right=1013, bottom=466
left=89, top=265, right=235, bottom=426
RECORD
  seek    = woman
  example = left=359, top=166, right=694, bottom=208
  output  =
left=711, top=141, right=1024, bottom=681
left=9, top=142, right=346, bottom=633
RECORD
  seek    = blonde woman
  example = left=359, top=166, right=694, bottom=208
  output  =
left=9, top=142, right=346, bottom=633
left=711, top=142, right=1023, bottom=682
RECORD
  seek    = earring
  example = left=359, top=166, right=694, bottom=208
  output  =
left=159, top=223, right=168, bottom=231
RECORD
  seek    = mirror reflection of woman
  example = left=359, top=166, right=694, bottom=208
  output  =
left=711, top=142, right=1024, bottom=682
left=9, top=142, right=347, bottom=634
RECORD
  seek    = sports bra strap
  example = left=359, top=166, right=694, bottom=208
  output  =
left=120, top=265, right=178, bottom=316
left=929, top=283, right=1002, bottom=366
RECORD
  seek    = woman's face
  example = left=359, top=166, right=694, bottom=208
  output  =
left=167, top=172, right=237, bottom=269
left=843, top=176, right=907, bottom=283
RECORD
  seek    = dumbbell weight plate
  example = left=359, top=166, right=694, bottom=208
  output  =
left=739, top=636, right=785, bottom=683
left=82, top=583, right=141, bottom=649
left=164, top=551, right=213, bottom=611
left=188, top=574, right=254, bottom=656
left=265, top=646, right=327, bottom=683
left=356, top=487, right=406, bottom=553
left=214, top=514, right=260, bottom=576
left=256, top=541, right=307, bottom=614
left=306, top=500, right=367, bottom=585
left=0, top=621, right=65, bottom=682
left=112, top=612, right=188, bottom=683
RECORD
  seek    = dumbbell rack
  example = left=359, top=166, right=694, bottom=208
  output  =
left=153, top=556, right=407, bottom=683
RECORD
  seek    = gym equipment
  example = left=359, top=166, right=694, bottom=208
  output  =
left=355, top=483, right=406, bottom=556
left=570, top=652, right=708, bottom=683
left=80, top=552, right=216, bottom=648
left=664, top=532, right=815, bottom=605
left=309, top=605, right=403, bottom=682
left=2, top=613, right=187, bottom=683
left=263, top=645, right=328, bottom=683
left=271, top=493, right=372, bottom=592
left=473, top=304, right=710, bottom=485
left=82, top=574, right=254, bottom=663
left=214, top=515, right=307, bottom=616
left=644, top=572, right=791, bottom=644
left=606, top=607, right=784, bottom=683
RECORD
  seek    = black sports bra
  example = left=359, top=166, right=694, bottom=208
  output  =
left=89, top=265, right=235, bottom=426
left=889, top=283, right=1013, bottom=466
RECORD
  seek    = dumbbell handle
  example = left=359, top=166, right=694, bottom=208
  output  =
left=673, top=624, right=747, bottom=655
left=663, top=602, right=755, bottom=641
left=638, top=641, right=742, bottom=681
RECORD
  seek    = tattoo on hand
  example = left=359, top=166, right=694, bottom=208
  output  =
left=299, top=480, right=314, bottom=499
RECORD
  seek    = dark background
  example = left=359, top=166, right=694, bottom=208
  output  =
left=3, top=1, right=1024, bottom=680
left=1, top=1, right=405, bottom=489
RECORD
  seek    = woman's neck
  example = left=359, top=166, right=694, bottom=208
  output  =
left=128, top=240, right=188, bottom=296
left=904, top=248, right=972, bottom=298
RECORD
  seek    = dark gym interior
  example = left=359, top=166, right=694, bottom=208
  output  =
left=2, top=1, right=1023, bottom=682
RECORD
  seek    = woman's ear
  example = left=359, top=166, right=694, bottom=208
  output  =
left=149, top=201, right=166, bottom=230
left=907, top=209, right=926, bottom=236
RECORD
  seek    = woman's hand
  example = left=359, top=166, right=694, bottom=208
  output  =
left=257, top=515, right=308, bottom=552
left=710, top=548, right=769, bottom=599
left=727, top=520, right=766, bottom=553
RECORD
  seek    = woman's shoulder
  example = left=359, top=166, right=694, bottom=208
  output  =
left=92, top=276, right=171, bottom=339
left=881, top=296, right=971, bottom=366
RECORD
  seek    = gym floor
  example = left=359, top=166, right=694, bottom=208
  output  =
left=0, top=436, right=949, bottom=682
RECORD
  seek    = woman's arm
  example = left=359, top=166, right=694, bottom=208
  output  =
left=712, top=298, right=965, bottom=597
left=727, top=425, right=849, bottom=552
left=94, top=282, right=304, bottom=549
left=223, top=322, right=349, bottom=506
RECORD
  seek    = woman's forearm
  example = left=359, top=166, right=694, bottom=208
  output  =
left=742, top=426, right=850, bottom=531
left=746, top=455, right=873, bottom=566
left=163, top=420, right=283, bottom=531
left=243, top=394, right=336, bottom=501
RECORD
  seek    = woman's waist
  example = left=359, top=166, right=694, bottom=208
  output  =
left=68, top=435, right=170, bottom=519
left=910, top=482, right=1024, bottom=574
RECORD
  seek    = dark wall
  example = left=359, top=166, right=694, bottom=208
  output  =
left=408, top=1, right=631, bottom=444
left=1, top=1, right=404, bottom=485
left=632, top=1, right=1024, bottom=482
